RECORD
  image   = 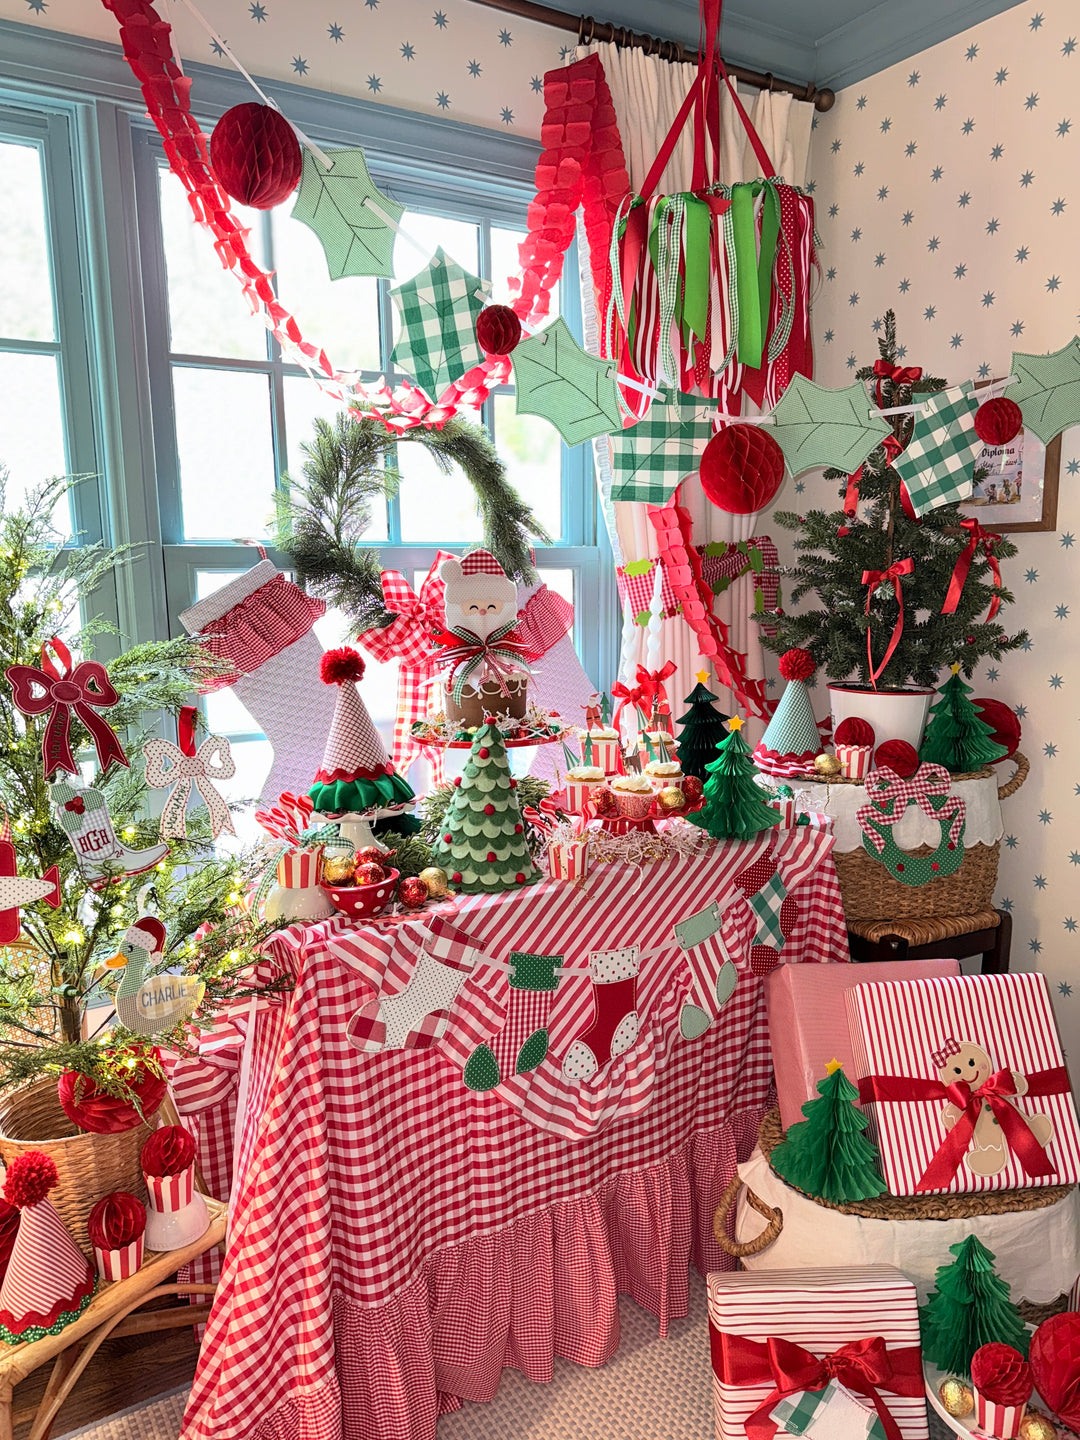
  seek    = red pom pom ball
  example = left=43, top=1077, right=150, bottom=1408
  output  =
left=320, top=647, right=366, bottom=686
left=141, top=1125, right=197, bottom=1178
left=210, top=103, right=303, bottom=210
left=834, top=716, right=876, bottom=748
left=700, top=425, right=786, bottom=515
left=973, top=396, right=1023, bottom=447
left=3, top=1151, right=58, bottom=1208
left=87, top=1191, right=146, bottom=1250
left=874, top=738, right=920, bottom=778
left=475, top=305, right=523, bottom=356
left=778, top=648, right=816, bottom=683
left=972, top=696, right=1022, bottom=760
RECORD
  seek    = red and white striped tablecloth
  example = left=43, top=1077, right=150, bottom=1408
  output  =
left=179, top=833, right=847, bottom=1440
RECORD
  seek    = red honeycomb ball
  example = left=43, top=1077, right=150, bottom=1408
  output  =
left=834, top=716, right=876, bottom=748
left=973, top=396, right=1023, bottom=447
left=700, top=425, right=786, bottom=515
left=475, top=304, right=523, bottom=356
left=874, top=739, right=920, bottom=778
left=972, top=696, right=1021, bottom=760
left=210, top=103, right=302, bottom=210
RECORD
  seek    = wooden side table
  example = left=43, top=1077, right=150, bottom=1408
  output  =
left=0, top=1196, right=227, bottom=1440
left=847, top=907, right=1012, bottom=974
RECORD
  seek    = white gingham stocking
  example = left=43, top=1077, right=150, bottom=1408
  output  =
left=231, top=632, right=337, bottom=803
left=561, top=947, right=640, bottom=1082
left=463, top=951, right=561, bottom=1091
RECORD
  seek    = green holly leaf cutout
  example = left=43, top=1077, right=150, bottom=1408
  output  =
left=390, top=247, right=487, bottom=400
left=291, top=147, right=403, bottom=280
left=1009, top=336, right=1080, bottom=445
left=770, top=375, right=892, bottom=476
left=510, top=318, right=622, bottom=446
left=610, top=391, right=718, bottom=503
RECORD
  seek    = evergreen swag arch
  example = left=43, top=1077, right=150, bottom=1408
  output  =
left=276, top=413, right=551, bottom=632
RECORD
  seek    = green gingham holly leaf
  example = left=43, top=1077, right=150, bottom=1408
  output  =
left=390, top=247, right=488, bottom=400
left=511, top=318, right=622, bottom=446
left=291, top=148, right=403, bottom=280
left=770, top=375, right=891, bottom=476
left=1009, top=336, right=1080, bottom=444
left=610, top=391, right=718, bottom=502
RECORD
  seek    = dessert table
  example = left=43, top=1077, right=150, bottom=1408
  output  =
left=175, top=827, right=847, bottom=1440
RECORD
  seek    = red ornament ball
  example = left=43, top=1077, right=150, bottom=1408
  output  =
left=210, top=103, right=303, bottom=210
left=475, top=304, right=523, bottom=356
left=514, top=823, right=523, bottom=833
left=3, top=1151, right=58, bottom=1208
left=452, top=872, right=463, bottom=883
left=398, top=876, right=429, bottom=909
left=700, top=424, right=786, bottom=515
left=681, top=775, right=704, bottom=803
left=443, top=833, right=452, bottom=843
left=515, top=872, right=527, bottom=883
left=320, top=647, right=366, bottom=686
left=355, top=845, right=389, bottom=867
left=453, top=776, right=462, bottom=787
left=973, top=396, right=1023, bottom=447
left=834, top=716, right=876, bottom=748
left=354, top=862, right=386, bottom=886
left=778, top=648, right=816, bottom=683
left=591, top=786, right=618, bottom=817
left=486, top=850, right=497, bottom=862
left=972, top=696, right=1022, bottom=760
left=478, top=747, right=490, bottom=759
left=874, top=738, right=920, bottom=778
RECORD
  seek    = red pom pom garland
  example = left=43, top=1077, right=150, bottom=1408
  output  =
left=874, top=738, right=920, bottom=778
left=210, top=103, right=303, bottom=210
left=3, top=1151, right=58, bottom=1208
left=699, top=425, right=786, bottom=515
left=475, top=305, right=523, bottom=356
left=778, top=648, right=816, bottom=683
left=834, top=717, right=876, bottom=748
left=320, top=647, right=367, bottom=686
left=973, top=396, right=1023, bottom=447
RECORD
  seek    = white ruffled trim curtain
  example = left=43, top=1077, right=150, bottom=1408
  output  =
left=577, top=41, right=813, bottom=738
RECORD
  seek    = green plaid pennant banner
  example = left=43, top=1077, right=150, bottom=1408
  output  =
left=893, top=382, right=982, bottom=517
left=611, top=391, right=718, bottom=503
left=748, top=869, right=789, bottom=950
left=771, top=1380, right=888, bottom=1439
left=390, top=246, right=489, bottom=400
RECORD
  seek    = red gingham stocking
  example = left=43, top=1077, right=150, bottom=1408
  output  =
left=734, top=851, right=798, bottom=976
left=462, top=951, right=561, bottom=1091
left=561, top=947, right=640, bottom=1082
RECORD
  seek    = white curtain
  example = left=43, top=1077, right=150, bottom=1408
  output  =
left=578, top=42, right=813, bottom=741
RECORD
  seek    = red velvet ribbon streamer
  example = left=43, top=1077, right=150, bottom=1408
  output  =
left=709, top=1329, right=923, bottom=1440
left=859, top=1064, right=1066, bottom=1192
left=177, top=705, right=198, bottom=759
left=942, top=518, right=1003, bottom=621
left=6, top=637, right=128, bottom=779
left=844, top=434, right=905, bottom=520
left=873, top=359, right=924, bottom=408
left=861, top=559, right=914, bottom=689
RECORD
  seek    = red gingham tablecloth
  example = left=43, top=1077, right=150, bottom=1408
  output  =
left=180, top=832, right=847, bottom=1440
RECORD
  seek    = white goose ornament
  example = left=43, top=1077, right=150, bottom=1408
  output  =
left=105, top=916, right=204, bottom=1035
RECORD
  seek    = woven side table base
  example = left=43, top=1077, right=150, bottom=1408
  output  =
left=848, top=908, right=1000, bottom=947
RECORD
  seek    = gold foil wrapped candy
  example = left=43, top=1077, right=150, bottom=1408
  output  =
left=418, top=866, right=451, bottom=898
left=322, top=853, right=356, bottom=884
left=937, top=1377, right=974, bottom=1418
left=813, top=753, right=842, bottom=778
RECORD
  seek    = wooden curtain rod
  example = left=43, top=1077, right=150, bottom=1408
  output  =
left=465, top=0, right=835, bottom=110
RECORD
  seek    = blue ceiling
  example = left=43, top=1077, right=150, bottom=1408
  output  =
left=585, top=0, right=1026, bottom=91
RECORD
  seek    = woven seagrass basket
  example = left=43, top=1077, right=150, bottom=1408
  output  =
left=831, top=751, right=1028, bottom=922
left=0, top=1080, right=155, bottom=1254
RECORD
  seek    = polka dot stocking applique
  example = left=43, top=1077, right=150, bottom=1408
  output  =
left=561, top=946, right=641, bottom=1082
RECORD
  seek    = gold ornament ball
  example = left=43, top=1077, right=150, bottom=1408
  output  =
left=1018, top=1412, right=1058, bottom=1440
left=657, top=785, right=686, bottom=812
left=937, top=1378, right=974, bottom=1418
left=322, top=853, right=356, bottom=884
left=418, top=866, right=451, bottom=898
left=813, top=752, right=842, bottom=778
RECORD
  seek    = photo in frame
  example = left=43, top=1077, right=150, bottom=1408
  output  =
left=959, top=379, right=1061, bottom=532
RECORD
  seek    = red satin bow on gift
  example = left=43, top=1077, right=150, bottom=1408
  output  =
left=942, top=518, right=1002, bottom=621
left=710, top=1329, right=923, bottom=1440
left=860, top=1064, right=1065, bottom=1192
left=861, top=559, right=915, bottom=688
left=634, top=661, right=676, bottom=718
left=6, top=637, right=128, bottom=779
left=873, top=359, right=924, bottom=407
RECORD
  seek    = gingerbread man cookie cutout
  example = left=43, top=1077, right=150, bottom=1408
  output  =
left=934, top=1037, right=1054, bottom=1177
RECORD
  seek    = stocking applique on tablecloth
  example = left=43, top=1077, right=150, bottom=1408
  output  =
left=463, top=951, right=562, bottom=1091
left=673, top=901, right=739, bottom=1039
left=734, top=850, right=798, bottom=976
left=561, top=946, right=640, bottom=1082
left=347, top=944, right=470, bottom=1053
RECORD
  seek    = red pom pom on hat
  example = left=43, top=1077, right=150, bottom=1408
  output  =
left=973, top=396, right=1023, bottom=447
left=778, top=649, right=815, bottom=683
left=210, top=103, right=302, bottom=210
left=700, top=425, right=786, bottom=515
left=874, top=739, right=920, bottom=778
left=320, top=648, right=366, bottom=686
left=3, top=1151, right=58, bottom=1209
left=87, top=1192, right=146, bottom=1250
left=141, top=1125, right=197, bottom=1178
left=834, top=716, right=876, bottom=748
left=476, top=305, right=523, bottom=356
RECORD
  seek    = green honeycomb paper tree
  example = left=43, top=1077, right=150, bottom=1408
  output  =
left=770, top=1064, right=886, bottom=1204
left=920, top=1234, right=1029, bottom=1378
left=919, top=663, right=1008, bottom=773
left=675, top=681, right=731, bottom=783
left=688, top=717, right=780, bottom=842
left=431, top=721, right=539, bottom=894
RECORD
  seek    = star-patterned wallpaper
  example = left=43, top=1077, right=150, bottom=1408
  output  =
left=798, top=0, right=1080, bottom=1054
left=0, top=0, right=567, bottom=136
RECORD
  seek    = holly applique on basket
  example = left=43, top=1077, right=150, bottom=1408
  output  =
left=856, top=761, right=967, bottom=887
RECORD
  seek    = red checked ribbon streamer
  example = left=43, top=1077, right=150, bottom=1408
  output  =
left=709, top=1330, right=923, bottom=1440
left=861, top=558, right=914, bottom=687
left=943, top=518, right=1003, bottom=621
left=856, top=763, right=966, bottom=856
left=6, top=637, right=128, bottom=779
left=859, top=1064, right=1066, bottom=1192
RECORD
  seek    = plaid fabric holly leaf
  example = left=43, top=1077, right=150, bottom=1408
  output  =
left=610, top=391, right=719, bottom=503
left=511, top=317, right=622, bottom=446
left=291, top=148, right=403, bottom=280
left=389, top=247, right=490, bottom=401
left=893, top=382, right=982, bottom=517
left=1009, top=335, right=1080, bottom=444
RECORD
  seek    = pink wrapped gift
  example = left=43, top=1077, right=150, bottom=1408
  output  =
left=706, top=1265, right=928, bottom=1440
left=848, top=972, right=1080, bottom=1196
left=766, top=959, right=960, bottom=1132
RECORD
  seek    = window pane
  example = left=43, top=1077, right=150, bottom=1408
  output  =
left=159, top=168, right=267, bottom=361
left=397, top=429, right=484, bottom=544
left=271, top=209, right=381, bottom=372
left=0, top=351, right=67, bottom=513
left=0, top=142, right=55, bottom=343
left=175, top=368, right=276, bottom=539
left=392, top=213, right=480, bottom=286
left=491, top=226, right=558, bottom=315
left=537, top=568, right=573, bottom=606
left=492, top=393, right=562, bottom=540
left=283, top=375, right=388, bottom=542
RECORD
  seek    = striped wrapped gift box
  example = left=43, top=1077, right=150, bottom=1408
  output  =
left=706, top=1265, right=928, bottom=1440
left=847, top=972, right=1080, bottom=1197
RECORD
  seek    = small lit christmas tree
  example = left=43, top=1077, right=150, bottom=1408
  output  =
left=431, top=721, right=539, bottom=893
left=675, top=677, right=730, bottom=782
left=920, top=1234, right=1029, bottom=1377
left=688, top=717, right=780, bottom=842
left=919, top=663, right=1008, bottom=772
left=770, top=1063, right=886, bottom=1203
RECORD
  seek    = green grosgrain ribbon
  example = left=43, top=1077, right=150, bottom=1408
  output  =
left=730, top=180, right=781, bottom=370
left=681, top=195, right=712, bottom=348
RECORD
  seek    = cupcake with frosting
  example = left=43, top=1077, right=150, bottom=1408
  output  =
left=644, top=759, right=683, bottom=786
left=565, top=765, right=604, bottom=813
left=583, top=728, right=621, bottom=775
left=609, top=773, right=656, bottom=819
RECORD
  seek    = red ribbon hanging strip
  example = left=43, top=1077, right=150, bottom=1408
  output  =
left=843, top=434, right=905, bottom=521
left=942, top=517, right=1003, bottom=620
left=861, top=558, right=914, bottom=688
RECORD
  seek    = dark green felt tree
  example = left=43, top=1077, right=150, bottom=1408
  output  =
left=920, top=1235, right=1029, bottom=1378
left=919, top=663, right=1008, bottom=772
left=688, top=717, right=779, bottom=841
left=771, top=1064, right=886, bottom=1204
left=431, top=721, right=539, bottom=894
left=675, top=682, right=731, bottom=782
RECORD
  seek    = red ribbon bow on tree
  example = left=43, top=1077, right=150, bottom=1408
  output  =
left=843, top=433, right=906, bottom=522
left=6, top=637, right=128, bottom=779
left=942, top=518, right=1003, bottom=621
left=710, top=1329, right=923, bottom=1440
left=872, top=359, right=924, bottom=408
left=861, top=559, right=915, bottom=688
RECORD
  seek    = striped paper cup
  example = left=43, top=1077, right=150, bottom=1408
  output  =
left=144, top=1163, right=195, bottom=1213
left=93, top=1235, right=144, bottom=1282
left=836, top=743, right=872, bottom=780
left=973, top=1388, right=1026, bottom=1439
left=548, top=839, right=588, bottom=883
left=276, top=846, right=324, bottom=889
left=583, top=734, right=621, bottom=775
left=565, top=776, right=602, bottom=813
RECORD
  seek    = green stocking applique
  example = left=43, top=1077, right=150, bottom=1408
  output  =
left=463, top=951, right=562, bottom=1091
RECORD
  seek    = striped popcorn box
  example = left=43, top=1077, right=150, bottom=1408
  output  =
left=836, top=744, right=872, bottom=780
left=548, top=838, right=588, bottom=884
left=706, top=1265, right=928, bottom=1440
left=583, top=731, right=621, bottom=775
left=972, top=1389, right=1026, bottom=1438
left=144, top=1163, right=195, bottom=1213
left=93, top=1235, right=144, bottom=1282
left=771, top=790, right=797, bottom=826
left=847, top=972, right=1080, bottom=1197
left=276, top=845, right=324, bottom=888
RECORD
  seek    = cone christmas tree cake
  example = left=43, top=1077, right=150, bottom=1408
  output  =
left=431, top=722, right=539, bottom=893
left=309, top=648, right=415, bottom=816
